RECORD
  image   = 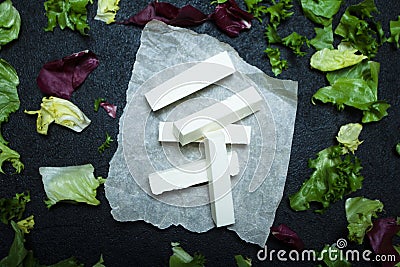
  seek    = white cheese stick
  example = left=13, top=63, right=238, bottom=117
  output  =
left=145, top=51, right=235, bottom=111
left=149, top=151, right=239, bottom=195
left=204, top=129, right=235, bottom=227
left=158, top=122, right=251, bottom=145
left=173, top=86, right=263, bottom=146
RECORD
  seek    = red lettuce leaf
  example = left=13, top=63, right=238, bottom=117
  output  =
left=270, top=224, right=305, bottom=251
left=210, top=0, right=253, bottom=37
left=99, top=102, right=117, bottom=118
left=367, top=218, right=400, bottom=267
left=37, top=50, right=99, bottom=100
left=121, top=2, right=209, bottom=27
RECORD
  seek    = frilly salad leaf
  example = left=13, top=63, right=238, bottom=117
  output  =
left=336, top=123, right=363, bottom=154
left=300, top=0, right=343, bottom=26
left=270, top=224, right=305, bottom=251
left=264, top=46, right=288, bottom=76
left=312, top=59, right=390, bottom=123
left=0, top=0, right=21, bottom=49
left=37, top=50, right=99, bottom=100
left=345, top=196, right=384, bottom=244
left=289, top=123, right=364, bottom=213
left=388, top=16, right=400, bottom=48
left=95, top=0, right=120, bottom=24
left=310, top=43, right=367, bottom=72
left=235, top=255, right=252, bottom=267
left=25, top=96, right=91, bottom=135
left=0, top=192, right=30, bottom=224
left=210, top=0, right=254, bottom=38
left=44, top=0, right=92, bottom=35
left=310, top=25, right=334, bottom=50
left=17, top=215, right=34, bottom=234
left=39, top=164, right=105, bottom=208
left=169, top=242, right=206, bottom=267
left=282, top=32, right=309, bottom=56
left=367, top=218, right=400, bottom=267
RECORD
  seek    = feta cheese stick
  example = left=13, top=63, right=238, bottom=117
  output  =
left=204, top=129, right=235, bottom=227
left=149, top=151, right=239, bottom=195
left=173, top=86, right=263, bottom=146
left=159, top=122, right=251, bottom=145
left=145, top=51, right=235, bottom=111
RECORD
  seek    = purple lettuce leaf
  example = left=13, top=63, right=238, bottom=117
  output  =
left=99, top=102, right=117, bottom=118
left=367, top=218, right=400, bottom=267
left=121, top=2, right=208, bottom=27
left=270, top=224, right=305, bottom=251
left=37, top=50, right=99, bottom=100
left=210, top=0, right=253, bottom=37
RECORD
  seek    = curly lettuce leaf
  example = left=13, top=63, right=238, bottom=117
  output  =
left=169, top=242, right=206, bottom=267
left=300, top=0, right=343, bottom=26
left=282, top=32, right=309, bottom=56
left=388, top=16, right=400, bottom=48
left=39, top=164, right=105, bottom=208
left=235, top=255, right=252, bottom=267
left=0, top=192, right=30, bottom=224
left=265, top=24, right=282, bottom=44
left=44, top=0, right=92, bottom=35
left=17, top=215, right=35, bottom=234
left=264, top=46, right=288, bottom=76
left=310, top=43, right=367, bottom=71
left=336, top=123, right=363, bottom=154
left=94, top=0, right=120, bottom=24
left=345, top=196, right=384, bottom=244
left=0, top=0, right=21, bottom=49
left=243, top=0, right=265, bottom=21
left=25, top=96, right=91, bottom=135
left=290, top=145, right=363, bottom=213
left=310, top=25, right=334, bottom=50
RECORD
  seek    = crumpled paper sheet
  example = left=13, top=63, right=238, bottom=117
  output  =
left=105, top=20, right=298, bottom=247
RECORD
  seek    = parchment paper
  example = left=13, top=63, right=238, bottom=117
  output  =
left=105, top=20, right=298, bottom=247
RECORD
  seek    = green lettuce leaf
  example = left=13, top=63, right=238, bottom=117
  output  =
left=264, top=46, right=288, bottom=76
left=282, top=32, right=309, bottom=56
left=169, top=242, right=206, bottom=267
left=39, top=163, right=105, bottom=208
left=310, top=43, right=367, bottom=71
left=235, top=255, right=252, bottom=267
left=334, top=0, right=382, bottom=58
left=300, top=0, right=343, bottom=26
left=0, top=0, right=21, bottom=49
left=289, top=145, right=363, bottom=213
left=25, top=96, right=91, bottom=135
left=44, top=0, right=92, bottom=35
left=336, top=123, right=363, bottom=154
left=0, top=58, right=20, bottom=131
left=265, top=24, right=282, bottom=44
left=317, top=244, right=352, bottom=267
left=0, top=192, right=30, bottom=224
left=388, top=16, right=400, bottom=48
left=310, top=25, right=334, bottom=50
left=345, top=196, right=384, bottom=244
left=17, top=215, right=35, bottom=234
left=243, top=0, right=265, bottom=22
left=94, top=0, right=120, bottom=24
left=396, top=143, right=400, bottom=156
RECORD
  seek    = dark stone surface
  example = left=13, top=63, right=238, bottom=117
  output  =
left=1, top=0, right=399, bottom=266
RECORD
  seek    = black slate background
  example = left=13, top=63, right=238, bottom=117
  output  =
left=1, top=0, right=400, bottom=266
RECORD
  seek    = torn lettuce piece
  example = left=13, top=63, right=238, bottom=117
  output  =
left=336, top=123, right=363, bottom=154
left=310, top=43, right=367, bottom=71
left=345, top=196, right=384, bottom=244
left=98, top=132, right=113, bottom=154
left=270, top=224, right=305, bottom=251
left=282, top=32, right=309, bottom=56
left=0, top=192, right=30, bottom=224
left=0, top=141, right=24, bottom=173
left=44, top=0, right=92, bottom=35
left=235, top=255, right=252, bottom=267
left=169, top=242, right=206, bottom=267
left=317, top=244, right=351, bottom=267
left=264, top=0, right=293, bottom=28
left=37, top=50, right=99, bottom=100
left=0, top=0, right=21, bottom=49
left=25, top=96, right=91, bottom=135
left=388, top=16, right=400, bottom=48
left=300, top=0, right=343, bottom=26
left=40, top=164, right=105, bottom=208
left=289, top=145, right=363, bottom=213
left=95, top=0, right=120, bottom=24
left=17, top=215, right=35, bottom=234
left=243, top=0, right=265, bottom=21
left=264, top=46, right=288, bottom=76
left=310, top=25, right=334, bottom=50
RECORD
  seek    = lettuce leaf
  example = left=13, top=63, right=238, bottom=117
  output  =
left=94, top=0, right=120, bottom=24
left=0, top=0, right=21, bottom=49
left=39, top=164, right=105, bottom=208
left=270, top=224, right=305, bottom=251
left=388, top=16, right=400, bottom=48
left=25, top=96, right=91, bottom=135
left=235, top=255, right=252, bottom=267
left=317, top=244, right=352, bottom=267
left=169, top=242, right=206, bottom=267
left=310, top=25, right=334, bottom=50
left=282, top=32, right=309, bottom=56
left=0, top=192, right=30, bottom=224
left=36, top=50, right=99, bottom=100
left=17, top=215, right=35, bottom=234
left=44, top=0, right=92, bottom=35
left=310, top=43, right=367, bottom=71
left=264, top=46, right=288, bottom=76
left=300, top=0, right=343, bottom=26
left=345, top=196, right=384, bottom=244
left=336, top=123, right=363, bottom=154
